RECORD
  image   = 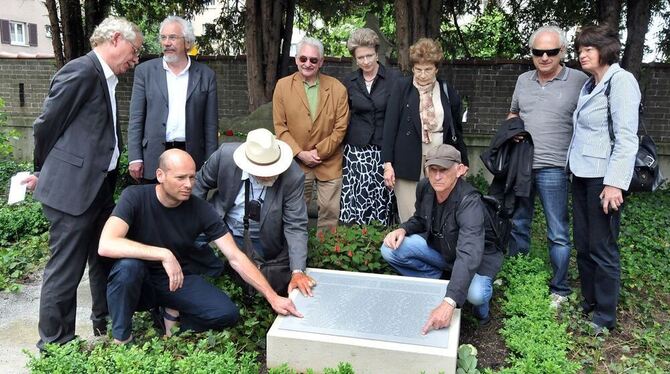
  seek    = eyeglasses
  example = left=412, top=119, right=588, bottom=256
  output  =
left=531, top=48, right=561, bottom=57
left=159, top=34, right=185, bottom=42
left=124, top=39, right=142, bottom=56
left=298, top=56, right=320, bottom=64
left=356, top=53, right=376, bottom=62
left=412, top=66, right=437, bottom=76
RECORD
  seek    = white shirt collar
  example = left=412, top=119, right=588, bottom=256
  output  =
left=92, top=50, right=117, bottom=81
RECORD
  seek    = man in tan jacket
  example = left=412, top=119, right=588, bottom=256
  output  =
left=273, top=37, right=349, bottom=230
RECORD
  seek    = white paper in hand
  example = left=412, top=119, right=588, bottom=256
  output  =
left=8, top=171, right=30, bottom=204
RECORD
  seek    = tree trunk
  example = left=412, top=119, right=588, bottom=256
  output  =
left=245, top=0, right=265, bottom=112
left=597, top=0, right=622, bottom=29
left=394, top=0, right=444, bottom=72
left=59, top=0, right=87, bottom=61
left=278, top=0, right=295, bottom=78
left=84, top=0, right=111, bottom=41
left=262, top=0, right=281, bottom=100
left=394, top=0, right=411, bottom=72
left=622, top=0, right=651, bottom=80
left=245, top=0, right=295, bottom=112
left=44, top=0, right=65, bottom=69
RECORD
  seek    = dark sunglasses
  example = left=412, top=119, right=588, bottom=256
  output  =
left=531, top=48, right=561, bottom=57
left=299, top=56, right=320, bottom=64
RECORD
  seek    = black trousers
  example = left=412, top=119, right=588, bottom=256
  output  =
left=572, top=176, right=622, bottom=329
left=37, top=172, right=116, bottom=350
left=107, top=259, right=240, bottom=341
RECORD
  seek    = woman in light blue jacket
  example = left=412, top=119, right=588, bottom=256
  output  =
left=567, top=25, right=640, bottom=333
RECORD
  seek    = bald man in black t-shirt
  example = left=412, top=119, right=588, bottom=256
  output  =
left=99, top=149, right=301, bottom=344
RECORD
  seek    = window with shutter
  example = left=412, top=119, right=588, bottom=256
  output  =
left=0, top=19, right=10, bottom=44
left=28, top=23, right=37, bottom=46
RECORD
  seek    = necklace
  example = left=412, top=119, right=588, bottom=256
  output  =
left=363, top=75, right=375, bottom=82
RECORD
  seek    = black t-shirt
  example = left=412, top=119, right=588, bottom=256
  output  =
left=112, top=185, right=228, bottom=274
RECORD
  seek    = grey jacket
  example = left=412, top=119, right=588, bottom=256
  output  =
left=127, top=58, right=219, bottom=178
left=193, top=143, right=308, bottom=271
left=401, top=178, right=503, bottom=306
left=568, top=63, right=640, bottom=189
left=33, top=51, right=121, bottom=216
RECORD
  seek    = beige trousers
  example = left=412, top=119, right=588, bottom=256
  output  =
left=304, top=172, right=342, bottom=231
left=394, top=139, right=442, bottom=223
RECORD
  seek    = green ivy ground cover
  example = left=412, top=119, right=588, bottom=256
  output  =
left=2, top=154, right=667, bottom=373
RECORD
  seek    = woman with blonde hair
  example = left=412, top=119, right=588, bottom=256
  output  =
left=382, top=38, right=468, bottom=222
left=339, top=28, right=400, bottom=225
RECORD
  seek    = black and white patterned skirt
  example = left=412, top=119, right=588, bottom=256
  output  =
left=339, top=144, right=393, bottom=225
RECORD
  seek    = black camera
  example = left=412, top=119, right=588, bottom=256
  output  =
left=247, top=199, right=262, bottom=222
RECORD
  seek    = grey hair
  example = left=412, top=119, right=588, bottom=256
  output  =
left=297, top=37, right=324, bottom=58
left=89, top=16, right=142, bottom=48
left=528, top=25, right=567, bottom=50
left=347, top=28, right=380, bottom=55
left=160, top=16, right=196, bottom=46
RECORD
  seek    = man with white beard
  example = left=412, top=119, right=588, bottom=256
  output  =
left=127, top=16, right=219, bottom=183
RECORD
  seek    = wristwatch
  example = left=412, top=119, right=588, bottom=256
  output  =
left=292, top=269, right=304, bottom=274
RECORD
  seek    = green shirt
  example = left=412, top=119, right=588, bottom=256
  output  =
left=303, top=76, right=320, bottom=122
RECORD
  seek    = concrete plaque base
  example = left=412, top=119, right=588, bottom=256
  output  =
left=267, top=268, right=460, bottom=374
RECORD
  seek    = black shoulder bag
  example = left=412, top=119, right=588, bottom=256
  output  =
left=605, top=78, right=665, bottom=192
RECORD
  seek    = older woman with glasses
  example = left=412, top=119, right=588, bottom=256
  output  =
left=339, top=28, right=400, bottom=225
left=382, top=38, right=468, bottom=222
left=567, top=25, right=640, bottom=334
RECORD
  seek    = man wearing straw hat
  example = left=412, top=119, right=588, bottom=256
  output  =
left=194, top=128, right=316, bottom=296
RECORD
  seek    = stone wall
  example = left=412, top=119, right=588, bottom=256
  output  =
left=1, top=56, right=669, bottom=175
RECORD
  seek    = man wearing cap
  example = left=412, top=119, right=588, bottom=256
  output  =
left=193, top=128, right=315, bottom=296
left=507, top=26, right=588, bottom=307
left=99, top=149, right=301, bottom=344
left=381, top=144, right=503, bottom=332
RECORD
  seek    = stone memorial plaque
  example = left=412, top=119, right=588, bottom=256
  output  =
left=267, top=268, right=460, bottom=374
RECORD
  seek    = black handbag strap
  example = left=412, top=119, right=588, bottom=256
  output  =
left=604, top=73, right=647, bottom=148
left=442, top=81, right=457, bottom=142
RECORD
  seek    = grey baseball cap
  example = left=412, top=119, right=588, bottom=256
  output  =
left=425, top=144, right=461, bottom=169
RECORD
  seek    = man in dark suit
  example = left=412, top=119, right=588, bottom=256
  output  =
left=23, top=16, right=143, bottom=350
left=127, top=16, right=219, bottom=182
left=193, top=128, right=316, bottom=296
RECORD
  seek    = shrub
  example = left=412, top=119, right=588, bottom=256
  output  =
left=307, top=224, right=395, bottom=274
left=497, top=256, right=579, bottom=374
left=0, top=199, right=49, bottom=246
left=27, top=338, right=260, bottom=374
left=0, top=232, right=49, bottom=291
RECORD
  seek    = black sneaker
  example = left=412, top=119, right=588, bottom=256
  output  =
left=478, top=314, right=492, bottom=326
left=92, top=319, right=108, bottom=336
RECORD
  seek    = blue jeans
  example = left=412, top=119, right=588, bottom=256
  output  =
left=380, top=234, right=493, bottom=319
left=107, top=259, right=240, bottom=340
left=509, top=167, right=572, bottom=296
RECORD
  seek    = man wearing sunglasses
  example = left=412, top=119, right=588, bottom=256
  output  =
left=128, top=16, right=219, bottom=183
left=507, top=26, right=588, bottom=307
left=273, top=37, right=350, bottom=231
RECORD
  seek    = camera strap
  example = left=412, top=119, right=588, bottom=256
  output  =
left=242, top=180, right=255, bottom=263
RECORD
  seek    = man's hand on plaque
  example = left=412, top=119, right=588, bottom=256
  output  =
left=288, top=271, right=316, bottom=297
left=269, top=294, right=304, bottom=318
left=421, top=301, right=455, bottom=335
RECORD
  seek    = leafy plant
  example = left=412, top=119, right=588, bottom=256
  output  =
left=0, top=98, right=20, bottom=160
left=0, top=199, right=49, bottom=246
left=307, top=224, right=394, bottom=274
left=496, top=256, right=579, bottom=374
left=458, top=344, right=480, bottom=374
left=0, top=232, right=49, bottom=292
